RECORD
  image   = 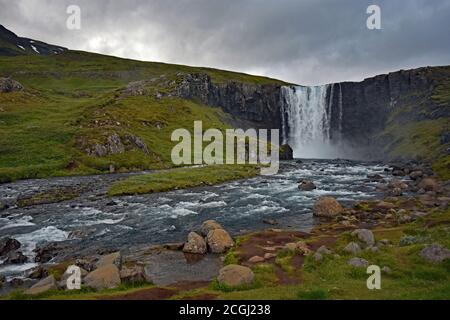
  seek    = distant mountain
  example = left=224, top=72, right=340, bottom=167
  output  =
left=0, top=25, right=67, bottom=56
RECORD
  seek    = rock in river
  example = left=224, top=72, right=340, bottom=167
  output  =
left=0, top=237, right=21, bottom=257
left=298, top=180, right=316, bottom=191
left=199, top=220, right=223, bottom=237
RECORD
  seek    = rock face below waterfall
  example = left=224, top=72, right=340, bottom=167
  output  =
left=173, top=73, right=283, bottom=130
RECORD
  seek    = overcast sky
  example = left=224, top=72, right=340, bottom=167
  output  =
left=1, top=0, right=449, bottom=85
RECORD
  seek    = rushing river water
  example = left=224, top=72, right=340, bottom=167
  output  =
left=0, top=159, right=391, bottom=277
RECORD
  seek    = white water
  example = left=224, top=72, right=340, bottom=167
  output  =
left=281, top=85, right=344, bottom=159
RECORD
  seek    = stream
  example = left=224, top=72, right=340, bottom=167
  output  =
left=0, top=159, right=392, bottom=278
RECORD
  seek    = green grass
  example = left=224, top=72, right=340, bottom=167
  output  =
left=108, top=164, right=259, bottom=196
left=173, top=209, right=450, bottom=300
left=0, top=50, right=286, bottom=182
left=3, top=282, right=154, bottom=301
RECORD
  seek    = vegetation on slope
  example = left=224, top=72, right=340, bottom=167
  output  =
left=379, top=66, right=450, bottom=180
left=0, top=51, right=285, bottom=182
left=108, top=165, right=259, bottom=196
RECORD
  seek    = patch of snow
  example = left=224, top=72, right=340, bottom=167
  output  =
left=17, top=45, right=25, bottom=51
left=30, top=45, right=40, bottom=54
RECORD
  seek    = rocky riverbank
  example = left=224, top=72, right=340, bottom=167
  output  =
left=0, top=160, right=448, bottom=299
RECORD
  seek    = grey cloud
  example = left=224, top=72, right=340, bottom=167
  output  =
left=0, top=0, right=449, bottom=85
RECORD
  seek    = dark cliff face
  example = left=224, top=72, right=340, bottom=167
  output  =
left=337, top=68, right=433, bottom=144
left=174, top=73, right=283, bottom=130
left=335, top=67, right=449, bottom=159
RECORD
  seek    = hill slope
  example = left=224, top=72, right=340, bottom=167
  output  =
left=0, top=26, right=286, bottom=182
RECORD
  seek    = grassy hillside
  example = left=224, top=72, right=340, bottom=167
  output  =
left=0, top=51, right=285, bottom=182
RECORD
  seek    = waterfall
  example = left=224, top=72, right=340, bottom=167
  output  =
left=281, top=85, right=343, bottom=159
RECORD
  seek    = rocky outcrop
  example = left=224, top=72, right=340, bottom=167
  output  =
left=25, top=275, right=57, bottom=295
left=0, top=77, right=23, bottom=93
left=82, top=133, right=150, bottom=157
left=172, top=73, right=283, bottom=130
left=0, top=237, right=21, bottom=257
left=313, top=197, right=344, bottom=218
left=420, top=244, right=450, bottom=263
left=335, top=67, right=446, bottom=155
left=279, top=144, right=293, bottom=160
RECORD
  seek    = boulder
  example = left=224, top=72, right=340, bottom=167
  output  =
left=199, top=220, right=223, bottom=237
left=248, top=256, right=265, bottom=263
left=0, top=77, right=23, bottom=93
left=27, top=266, right=48, bottom=279
left=120, top=265, right=149, bottom=283
left=183, top=232, right=207, bottom=254
left=347, top=257, right=369, bottom=268
left=217, top=265, right=254, bottom=287
left=5, top=251, right=28, bottom=264
left=374, top=201, right=395, bottom=211
left=352, top=229, right=375, bottom=247
left=392, top=170, right=405, bottom=177
left=75, top=258, right=96, bottom=272
left=279, top=144, right=293, bottom=160
left=25, top=275, right=57, bottom=295
left=84, top=264, right=121, bottom=290
left=418, top=178, right=439, bottom=192
left=367, top=174, right=384, bottom=182
left=313, top=197, right=344, bottom=218
left=420, top=244, right=450, bottom=264
left=285, top=241, right=311, bottom=255
left=409, top=171, right=423, bottom=180
left=96, top=251, right=122, bottom=268
left=206, top=229, right=234, bottom=253
left=382, top=266, right=392, bottom=274
left=344, top=242, right=361, bottom=254
left=316, top=245, right=332, bottom=255
left=388, top=179, right=409, bottom=190
left=33, top=242, right=68, bottom=263
left=262, top=219, right=278, bottom=226
left=0, top=201, right=8, bottom=211
left=313, top=252, right=323, bottom=262
left=263, top=253, right=277, bottom=260
left=390, top=188, right=403, bottom=196
left=0, top=237, right=21, bottom=257
left=298, top=180, right=316, bottom=191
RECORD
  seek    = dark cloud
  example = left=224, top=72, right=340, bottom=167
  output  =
left=1, top=0, right=449, bottom=85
